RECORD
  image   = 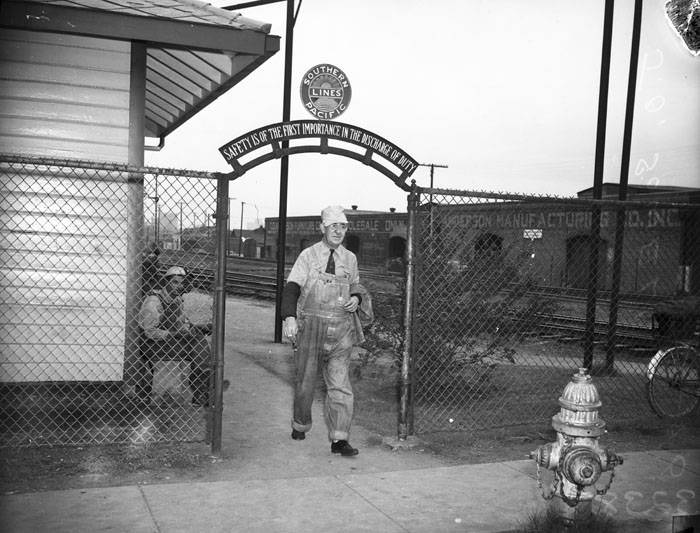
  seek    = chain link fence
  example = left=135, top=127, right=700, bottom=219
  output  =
left=409, top=188, right=700, bottom=433
left=3, top=155, right=697, bottom=445
left=0, top=155, right=222, bottom=447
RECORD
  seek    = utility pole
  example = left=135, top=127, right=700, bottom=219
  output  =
left=207, top=212, right=216, bottom=254
left=239, top=201, right=245, bottom=257
left=417, top=163, right=448, bottom=190
left=584, top=0, right=615, bottom=371
left=417, top=163, right=448, bottom=241
left=227, top=197, right=236, bottom=256
left=178, top=201, right=183, bottom=250
left=148, top=176, right=159, bottom=245
left=606, top=0, right=643, bottom=373
left=222, top=0, right=301, bottom=341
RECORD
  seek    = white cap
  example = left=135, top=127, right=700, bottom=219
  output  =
left=321, top=205, right=348, bottom=226
left=164, top=266, right=187, bottom=278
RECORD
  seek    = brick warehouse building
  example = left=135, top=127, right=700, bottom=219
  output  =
left=265, top=184, right=700, bottom=297
left=265, top=205, right=409, bottom=273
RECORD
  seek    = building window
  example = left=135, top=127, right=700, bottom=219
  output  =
left=566, top=235, right=607, bottom=289
left=387, top=236, right=406, bottom=274
left=474, top=233, right=503, bottom=259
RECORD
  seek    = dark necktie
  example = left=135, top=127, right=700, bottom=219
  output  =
left=325, top=249, right=335, bottom=274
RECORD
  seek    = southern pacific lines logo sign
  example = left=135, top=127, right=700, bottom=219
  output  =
left=300, top=64, right=351, bottom=120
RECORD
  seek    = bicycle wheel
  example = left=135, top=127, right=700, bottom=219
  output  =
left=647, top=345, right=700, bottom=419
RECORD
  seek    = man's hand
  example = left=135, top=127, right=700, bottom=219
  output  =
left=192, top=323, right=213, bottom=337
left=343, top=295, right=360, bottom=313
left=283, top=317, right=298, bottom=343
left=172, top=323, right=192, bottom=338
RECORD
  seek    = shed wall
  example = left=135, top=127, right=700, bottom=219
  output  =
left=0, top=30, right=131, bottom=382
left=0, top=29, right=131, bottom=161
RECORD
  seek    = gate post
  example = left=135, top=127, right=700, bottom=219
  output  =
left=398, top=182, right=418, bottom=440
left=210, top=173, right=229, bottom=454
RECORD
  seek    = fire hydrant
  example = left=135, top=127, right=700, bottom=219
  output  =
left=530, top=368, right=623, bottom=515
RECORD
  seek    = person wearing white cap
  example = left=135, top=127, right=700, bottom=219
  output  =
left=281, top=205, right=373, bottom=457
left=137, top=265, right=213, bottom=406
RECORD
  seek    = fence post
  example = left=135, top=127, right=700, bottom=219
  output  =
left=210, top=173, right=229, bottom=454
left=606, top=0, right=643, bottom=371
left=398, top=182, right=418, bottom=440
left=123, top=41, right=146, bottom=395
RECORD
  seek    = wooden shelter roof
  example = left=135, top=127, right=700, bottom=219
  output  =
left=0, top=0, right=280, bottom=140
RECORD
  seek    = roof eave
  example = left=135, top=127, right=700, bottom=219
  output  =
left=158, top=38, right=279, bottom=139
left=1, top=0, right=280, bottom=142
left=0, top=0, right=273, bottom=54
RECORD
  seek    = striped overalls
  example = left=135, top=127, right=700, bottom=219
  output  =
left=292, top=267, right=355, bottom=441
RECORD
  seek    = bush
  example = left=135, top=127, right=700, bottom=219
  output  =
left=517, top=506, right=618, bottom=533
left=360, top=278, right=406, bottom=372
left=413, top=238, right=558, bottom=389
left=359, top=237, right=559, bottom=396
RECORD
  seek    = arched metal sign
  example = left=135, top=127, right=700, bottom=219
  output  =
left=218, top=120, right=418, bottom=191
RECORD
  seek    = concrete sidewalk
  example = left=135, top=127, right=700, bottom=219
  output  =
left=1, top=449, right=698, bottom=532
left=1, top=297, right=698, bottom=532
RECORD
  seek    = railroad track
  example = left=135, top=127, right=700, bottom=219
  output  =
left=160, top=262, right=400, bottom=299
left=157, top=256, right=660, bottom=347
left=502, top=283, right=659, bottom=311
left=500, top=285, right=659, bottom=348
left=160, top=264, right=277, bottom=298
left=530, top=313, right=656, bottom=347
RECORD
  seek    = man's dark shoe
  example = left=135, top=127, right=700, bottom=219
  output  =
left=291, top=429, right=305, bottom=440
left=331, top=440, right=359, bottom=456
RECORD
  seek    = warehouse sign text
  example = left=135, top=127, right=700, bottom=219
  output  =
left=446, top=208, right=682, bottom=230
left=268, top=218, right=407, bottom=234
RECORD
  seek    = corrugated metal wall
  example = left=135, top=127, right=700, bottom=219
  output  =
left=0, top=30, right=131, bottom=382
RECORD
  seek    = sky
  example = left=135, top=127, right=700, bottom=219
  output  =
left=146, top=0, right=700, bottom=229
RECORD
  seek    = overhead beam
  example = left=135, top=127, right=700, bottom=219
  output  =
left=223, top=0, right=284, bottom=9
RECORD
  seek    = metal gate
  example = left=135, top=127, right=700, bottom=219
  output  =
left=407, top=187, right=700, bottom=433
left=0, top=155, right=228, bottom=447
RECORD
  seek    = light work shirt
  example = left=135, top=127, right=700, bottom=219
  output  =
left=287, top=241, right=360, bottom=289
left=138, top=290, right=190, bottom=341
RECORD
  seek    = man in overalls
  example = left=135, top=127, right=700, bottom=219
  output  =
left=138, top=266, right=212, bottom=406
left=281, top=206, right=372, bottom=457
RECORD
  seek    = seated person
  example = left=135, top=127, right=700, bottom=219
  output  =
left=138, top=265, right=212, bottom=406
